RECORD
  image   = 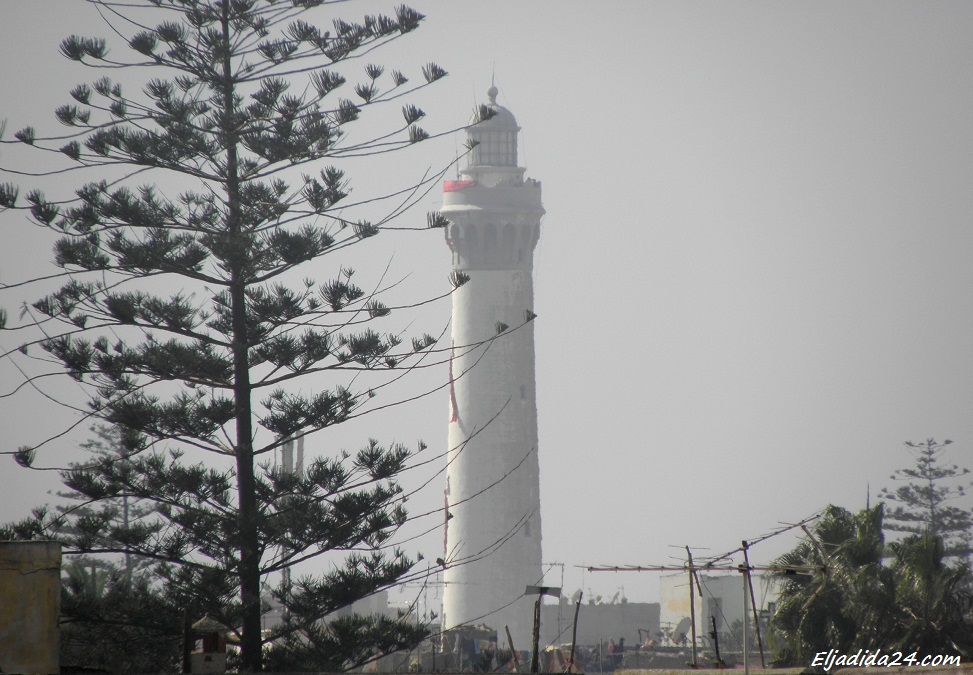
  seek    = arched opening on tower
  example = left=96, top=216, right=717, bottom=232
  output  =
left=464, top=224, right=478, bottom=267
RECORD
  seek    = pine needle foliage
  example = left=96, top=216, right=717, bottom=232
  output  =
left=57, top=557, right=185, bottom=674
left=0, top=0, right=468, bottom=669
left=879, top=438, right=973, bottom=556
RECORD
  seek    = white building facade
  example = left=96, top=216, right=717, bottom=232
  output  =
left=659, top=572, right=780, bottom=648
left=441, top=87, right=545, bottom=648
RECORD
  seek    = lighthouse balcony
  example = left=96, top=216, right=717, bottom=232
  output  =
left=442, top=179, right=543, bottom=213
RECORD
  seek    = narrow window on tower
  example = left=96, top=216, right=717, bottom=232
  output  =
left=502, top=224, right=515, bottom=263
left=466, top=226, right=478, bottom=266
left=484, top=223, right=497, bottom=256
left=524, top=518, right=531, bottom=536
left=520, top=384, right=526, bottom=400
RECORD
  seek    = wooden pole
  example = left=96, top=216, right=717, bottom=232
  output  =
left=530, top=596, right=542, bottom=673
left=710, top=616, right=723, bottom=667
left=685, top=547, right=699, bottom=668
left=523, top=585, right=558, bottom=673
left=506, top=625, right=521, bottom=673
left=741, top=542, right=766, bottom=668
left=742, top=568, right=749, bottom=675
left=568, top=592, right=583, bottom=672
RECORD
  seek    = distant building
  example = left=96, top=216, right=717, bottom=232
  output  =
left=262, top=589, right=393, bottom=632
left=539, top=597, right=660, bottom=649
left=659, top=572, right=779, bottom=649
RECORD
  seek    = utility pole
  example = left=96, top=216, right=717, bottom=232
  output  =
left=741, top=541, right=766, bottom=668
left=505, top=625, right=521, bottom=672
left=685, top=547, right=700, bottom=667
left=531, top=597, right=541, bottom=674
left=741, top=567, right=749, bottom=675
left=709, top=616, right=724, bottom=668
left=525, top=585, right=560, bottom=673
left=568, top=592, right=583, bottom=673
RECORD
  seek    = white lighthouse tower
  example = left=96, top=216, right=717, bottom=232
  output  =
left=441, top=87, right=544, bottom=648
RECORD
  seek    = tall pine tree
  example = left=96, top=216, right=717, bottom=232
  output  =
left=0, top=1, right=493, bottom=669
left=879, top=439, right=972, bottom=556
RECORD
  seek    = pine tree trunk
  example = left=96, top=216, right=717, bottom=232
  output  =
left=233, top=276, right=261, bottom=671
left=219, top=4, right=261, bottom=670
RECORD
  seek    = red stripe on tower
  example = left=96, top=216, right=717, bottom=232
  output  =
left=448, top=346, right=459, bottom=423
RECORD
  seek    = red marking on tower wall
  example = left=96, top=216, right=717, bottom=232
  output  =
left=448, top=347, right=459, bottom=423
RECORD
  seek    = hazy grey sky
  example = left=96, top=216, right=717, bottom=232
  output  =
left=2, top=1, right=972, bottom=607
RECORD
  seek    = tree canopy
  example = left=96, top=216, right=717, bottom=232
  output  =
left=879, top=438, right=972, bottom=556
left=770, top=505, right=973, bottom=667
left=0, top=0, right=494, bottom=669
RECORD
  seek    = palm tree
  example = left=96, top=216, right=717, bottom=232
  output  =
left=887, top=534, right=972, bottom=654
left=769, top=505, right=896, bottom=665
left=770, top=505, right=973, bottom=667
left=61, top=557, right=111, bottom=601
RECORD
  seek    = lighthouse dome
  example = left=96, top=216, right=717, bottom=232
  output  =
left=471, top=85, right=519, bottom=129
left=467, top=86, right=519, bottom=168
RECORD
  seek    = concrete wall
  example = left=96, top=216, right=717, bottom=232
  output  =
left=0, top=541, right=61, bottom=675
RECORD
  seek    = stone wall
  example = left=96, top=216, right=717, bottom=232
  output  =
left=0, top=541, right=61, bottom=675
